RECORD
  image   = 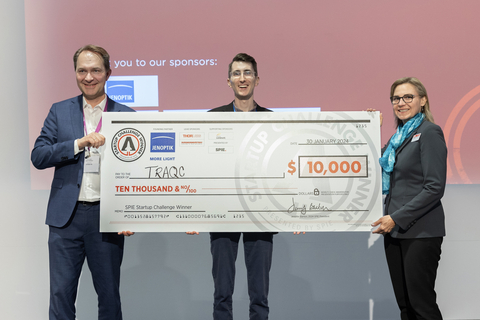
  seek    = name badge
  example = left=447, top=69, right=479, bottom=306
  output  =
left=85, top=149, right=100, bottom=173
left=411, top=133, right=421, bottom=142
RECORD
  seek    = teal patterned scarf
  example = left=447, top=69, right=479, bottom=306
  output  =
left=379, top=113, right=425, bottom=194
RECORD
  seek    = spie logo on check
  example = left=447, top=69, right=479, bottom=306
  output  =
left=151, top=133, right=175, bottom=152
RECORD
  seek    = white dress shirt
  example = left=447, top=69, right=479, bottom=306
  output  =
left=75, top=96, right=106, bottom=201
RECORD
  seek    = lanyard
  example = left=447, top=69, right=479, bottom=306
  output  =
left=82, top=99, right=108, bottom=157
left=83, top=99, right=108, bottom=136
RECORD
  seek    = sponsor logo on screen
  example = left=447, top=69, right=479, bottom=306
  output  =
left=151, top=133, right=175, bottom=152
left=106, top=76, right=159, bottom=108
left=111, top=128, right=146, bottom=162
left=106, top=80, right=134, bottom=103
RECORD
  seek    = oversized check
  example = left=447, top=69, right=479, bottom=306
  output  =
left=100, top=111, right=382, bottom=232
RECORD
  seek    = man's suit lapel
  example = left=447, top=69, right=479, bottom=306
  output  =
left=106, top=97, right=115, bottom=112
left=71, top=95, right=115, bottom=138
left=70, top=95, right=84, bottom=139
left=226, top=101, right=235, bottom=111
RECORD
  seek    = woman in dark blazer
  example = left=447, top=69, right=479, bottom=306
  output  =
left=371, top=77, right=447, bottom=320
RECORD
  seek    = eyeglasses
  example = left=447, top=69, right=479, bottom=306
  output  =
left=390, top=94, right=417, bottom=105
left=230, top=70, right=255, bottom=79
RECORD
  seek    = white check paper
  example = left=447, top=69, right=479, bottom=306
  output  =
left=100, top=111, right=382, bottom=232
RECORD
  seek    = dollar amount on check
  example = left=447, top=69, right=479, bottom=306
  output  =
left=100, top=111, right=382, bottom=232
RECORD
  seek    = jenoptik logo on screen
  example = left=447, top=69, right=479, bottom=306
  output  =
left=106, top=80, right=135, bottom=103
left=151, top=133, right=176, bottom=153
left=106, top=76, right=158, bottom=108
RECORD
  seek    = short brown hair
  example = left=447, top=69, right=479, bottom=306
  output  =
left=228, top=53, right=258, bottom=78
left=73, top=44, right=110, bottom=72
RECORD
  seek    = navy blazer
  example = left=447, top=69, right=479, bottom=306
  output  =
left=209, top=101, right=272, bottom=112
left=208, top=101, right=276, bottom=235
left=31, top=95, right=134, bottom=227
left=383, top=120, right=447, bottom=239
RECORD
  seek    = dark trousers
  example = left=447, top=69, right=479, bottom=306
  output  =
left=210, top=232, right=273, bottom=320
left=384, top=234, right=443, bottom=320
left=48, top=202, right=124, bottom=320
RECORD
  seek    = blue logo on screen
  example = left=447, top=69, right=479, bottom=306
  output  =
left=106, top=80, right=135, bottom=103
left=151, top=133, right=175, bottom=152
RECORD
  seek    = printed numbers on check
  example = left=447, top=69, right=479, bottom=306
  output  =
left=298, top=156, right=368, bottom=178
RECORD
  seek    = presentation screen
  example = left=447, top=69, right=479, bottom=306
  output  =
left=25, top=0, right=480, bottom=188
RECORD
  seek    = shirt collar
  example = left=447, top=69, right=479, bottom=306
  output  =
left=83, top=96, right=107, bottom=111
left=233, top=101, right=257, bottom=112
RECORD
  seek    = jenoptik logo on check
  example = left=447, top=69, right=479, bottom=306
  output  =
left=106, top=80, right=135, bottom=103
left=151, top=133, right=175, bottom=152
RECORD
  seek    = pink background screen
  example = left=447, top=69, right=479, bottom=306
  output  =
left=25, top=0, right=480, bottom=187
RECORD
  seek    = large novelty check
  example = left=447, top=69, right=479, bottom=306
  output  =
left=100, top=112, right=382, bottom=232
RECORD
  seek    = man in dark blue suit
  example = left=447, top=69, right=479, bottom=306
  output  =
left=210, top=53, right=273, bottom=320
left=188, top=53, right=274, bottom=320
left=31, top=44, right=134, bottom=320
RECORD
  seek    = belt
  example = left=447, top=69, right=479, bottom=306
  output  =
left=77, top=201, right=100, bottom=206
